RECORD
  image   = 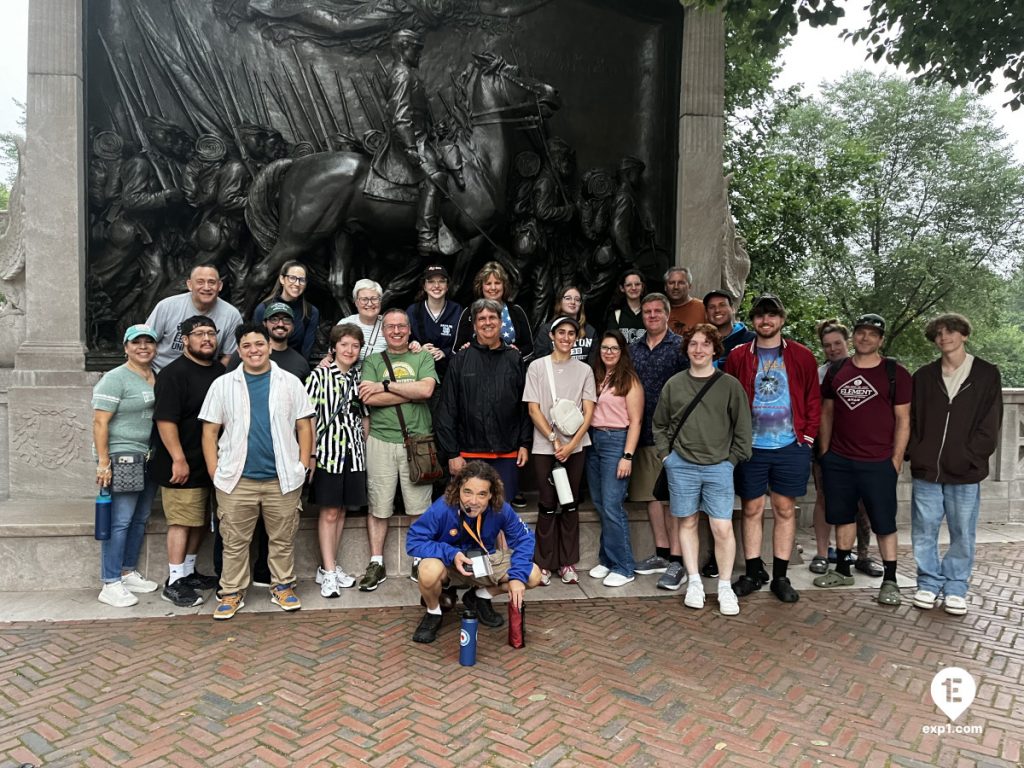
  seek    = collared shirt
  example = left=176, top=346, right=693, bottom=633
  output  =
left=306, top=363, right=367, bottom=473
left=199, top=361, right=314, bottom=494
left=630, top=330, right=687, bottom=446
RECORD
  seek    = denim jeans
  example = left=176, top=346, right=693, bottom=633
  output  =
left=911, top=479, right=980, bottom=598
left=100, top=476, right=158, bottom=583
left=585, top=429, right=634, bottom=577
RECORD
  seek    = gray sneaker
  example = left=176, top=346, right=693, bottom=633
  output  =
left=656, top=562, right=685, bottom=590
left=634, top=554, right=670, bottom=575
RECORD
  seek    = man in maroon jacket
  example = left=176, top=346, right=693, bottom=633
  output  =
left=724, top=294, right=820, bottom=603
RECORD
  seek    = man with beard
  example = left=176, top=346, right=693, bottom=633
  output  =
left=227, top=303, right=310, bottom=381
left=725, top=294, right=820, bottom=603
left=152, top=316, right=226, bottom=607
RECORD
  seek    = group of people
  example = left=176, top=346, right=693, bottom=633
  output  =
left=92, top=258, right=1002, bottom=645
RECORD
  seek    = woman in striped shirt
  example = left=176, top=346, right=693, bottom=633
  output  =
left=306, top=323, right=370, bottom=598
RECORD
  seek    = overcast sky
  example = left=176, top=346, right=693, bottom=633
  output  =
left=0, top=1, right=1019, bottom=158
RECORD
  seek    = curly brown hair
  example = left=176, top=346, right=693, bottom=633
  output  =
left=682, top=323, right=724, bottom=359
left=443, top=461, right=506, bottom=511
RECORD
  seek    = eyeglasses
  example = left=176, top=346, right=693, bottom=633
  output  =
left=561, top=295, right=582, bottom=303
left=268, top=317, right=293, bottom=324
left=383, top=323, right=409, bottom=331
left=187, top=330, right=217, bottom=339
left=284, top=274, right=307, bottom=285
left=600, top=345, right=621, bottom=353
left=425, top=278, right=447, bottom=286
left=357, top=296, right=382, bottom=305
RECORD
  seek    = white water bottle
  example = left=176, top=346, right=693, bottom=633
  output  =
left=551, top=464, right=573, bottom=506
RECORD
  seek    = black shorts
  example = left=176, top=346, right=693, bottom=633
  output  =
left=308, top=468, right=368, bottom=510
left=819, top=451, right=897, bottom=535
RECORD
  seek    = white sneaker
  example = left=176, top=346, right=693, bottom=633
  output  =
left=315, top=566, right=330, bottom=584
left=912, top=589, right=938, bottom=610
left=99, top=581, right=138, bottom=607
left=320, top=570, right=340, bottom=598
left=684, top=582, right=706, bottom=609
left=589, top=564, right=610, bottom=579
left=121, top=570, right=158, bottom=593
left=944, top=595, right=968, bottom=615
left=602, top=572, right=634, bottom=588
left=335, top=566, right=356, bottom=589
left=718, top=586, right=740, bottom=616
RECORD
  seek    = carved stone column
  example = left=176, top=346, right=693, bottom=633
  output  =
left=6, top=0, right=98, bottom=500
left=676, top=3, right=725, bottom=295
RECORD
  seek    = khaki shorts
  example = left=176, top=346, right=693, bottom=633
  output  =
left=446, top=549, right=513, bottom=588
left=627, top=446, right=662, bottom=503
left=162, top=486, right=210, bottom=527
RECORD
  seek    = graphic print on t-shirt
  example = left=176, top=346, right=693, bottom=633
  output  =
left=751, top=347, right=796, bottom=449
left=835, top=374, right=878, bottom=410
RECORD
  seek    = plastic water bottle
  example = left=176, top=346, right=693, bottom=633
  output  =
left=459, top=610, right=478, bottom=666
left=94, top=487, right=112, bottom=541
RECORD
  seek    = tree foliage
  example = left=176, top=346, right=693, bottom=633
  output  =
left=730, top=71, right=1024, bottom=378
left=710, top=0, right=1024, bottom=110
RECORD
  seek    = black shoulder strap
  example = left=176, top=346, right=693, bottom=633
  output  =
left=827, top=358, right=847, bottom=385
left=884, top=357, right=897, bottom=404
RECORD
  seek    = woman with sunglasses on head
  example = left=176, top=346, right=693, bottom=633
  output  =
left=532, top=285, right=595, bottom=361
left=253, top=260, right=321, bottom=360
left=586, top=330, right=643, bottom=587
left=452, top=261, right=533, bottom=362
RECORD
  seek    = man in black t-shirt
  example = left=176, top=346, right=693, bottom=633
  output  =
left=152, top=315, right=226, bottom=607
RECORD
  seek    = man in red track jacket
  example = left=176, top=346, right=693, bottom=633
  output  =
left=724, top=294, right=820, bottom=604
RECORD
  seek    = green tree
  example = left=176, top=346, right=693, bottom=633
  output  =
left=711, top=0, right=1024, bottom=109
left=751, top=72, right=1024, bottom=372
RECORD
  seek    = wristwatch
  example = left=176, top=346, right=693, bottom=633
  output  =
left=622, top=452, right=633, bottom=460
left=547, top=431, right=557, bottom=442
left=382, top=380, right=391, bottom=392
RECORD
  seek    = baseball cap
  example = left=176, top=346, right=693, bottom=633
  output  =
left=549, top=315, right=580, bottom=334
left=264, top=302, right=295, bottom=320
left=123, top=324, right=158, bottom=343
left=749, top=293, right=786, bottom=318
left=703, top=289, right=733, bottom=307
left=423, top=265, right=449, bottom=281
left=853, top=313, right=886, bottom=335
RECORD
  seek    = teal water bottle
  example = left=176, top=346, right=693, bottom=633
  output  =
left=95, top=487, right=112, bottom=540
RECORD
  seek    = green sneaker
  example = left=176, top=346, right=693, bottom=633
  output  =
left=359, top=561, right=387, bottom=592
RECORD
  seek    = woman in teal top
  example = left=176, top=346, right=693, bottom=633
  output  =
left=92, top=324, right=160, bottom=608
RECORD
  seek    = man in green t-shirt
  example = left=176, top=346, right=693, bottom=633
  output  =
left=357, top=308, right=438, bottom=591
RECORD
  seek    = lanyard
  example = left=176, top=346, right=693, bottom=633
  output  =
left=460, top=508, right=489, bottom=553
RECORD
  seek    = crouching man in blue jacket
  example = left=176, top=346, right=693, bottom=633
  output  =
left=407, top=461, right=542, bottom=643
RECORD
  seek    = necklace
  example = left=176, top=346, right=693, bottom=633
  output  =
left=756, top=347, right=783, bottom=395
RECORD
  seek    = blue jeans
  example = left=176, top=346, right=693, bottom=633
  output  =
left=100, top=477, right=158, bottom=583
left=585, top=429, right=634, bottom=577
left=911, top=479, right=980, bottom=598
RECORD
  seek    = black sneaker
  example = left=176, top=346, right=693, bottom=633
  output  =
left=412, top=612, right=443, bottom=643
left=732, top=574, right=764, bottom=597
left=510, top=493, right=527, bottom=509
left=700, top=557, right=719, bottom=578
left=463, top=590, right=504, bottom=628
left=161, top=579, right=204, bottom=607
left=358, top=562, right=387, bottom=592
left=770, top=577, right=800, bottom=603
left=180, top=570, right=218, bottom=591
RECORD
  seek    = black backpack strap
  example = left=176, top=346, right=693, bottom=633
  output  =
left=826, top=358, right=847, bottom=388
left=884, top=357, right=897, bottom=404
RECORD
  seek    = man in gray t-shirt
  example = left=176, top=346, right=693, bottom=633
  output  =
left=145, top=263, right=242, bottom=372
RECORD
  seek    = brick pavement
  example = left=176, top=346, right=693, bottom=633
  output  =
left=1, top=543, right=1021, bottom=768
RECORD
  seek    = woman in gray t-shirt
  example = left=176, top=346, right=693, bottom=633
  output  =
left=92, top=324, right=160, bottom=608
